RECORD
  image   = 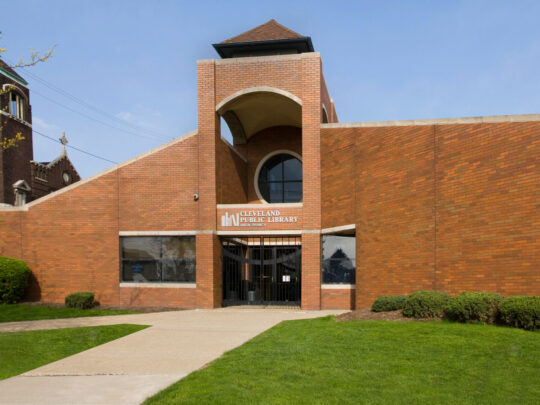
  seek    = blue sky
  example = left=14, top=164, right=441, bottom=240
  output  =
left=2, top=0, right=539, bottom=178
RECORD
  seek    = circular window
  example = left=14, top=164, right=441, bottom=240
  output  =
left=257, top=152, right=302, bottom=203
left=62, top=172, right=71, bottom=184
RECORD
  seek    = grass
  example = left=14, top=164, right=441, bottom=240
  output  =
left=146, top=317, right=540, bottom=405
left=0, top=303, right=137, bottom=323
left=0, top=324, right=148, bottom=380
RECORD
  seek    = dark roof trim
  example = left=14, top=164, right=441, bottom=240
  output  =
left=0, top=66, right=29, bottom=86
left=213, top=37, right=314, bottom=59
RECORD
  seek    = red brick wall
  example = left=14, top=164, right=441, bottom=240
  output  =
left=353, top=125, right=436, bottom=307
left=118, top=136, right=198, bottom=231
left=436, top=122, right=540, bottom=295
left=324, top=121, right=539, bottom=308
left=300, top=53, right=323, bottom=309
left=0, top=210, right=24, bottom=258
left=321, top=128, right=355, bottom=228
left=320, top=72, right=336, bottom=123
left=20, top=171, right=120, bottom=303
left=215, top=56, right=303, bottom=105
left=119, top=286, right=196, bottom=308
left=216, top=139, right=247, bottom=204
left=196, top=60, right=221, bottom=308
left=0, top=134, right=201, bottom=307
left=321, top=288, right=355, bottom=310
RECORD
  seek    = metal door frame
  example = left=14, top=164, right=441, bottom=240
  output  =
left=222, top=236, right=301, bottom=306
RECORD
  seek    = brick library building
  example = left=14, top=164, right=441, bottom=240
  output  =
left=0, top=20, right=538, bottom=310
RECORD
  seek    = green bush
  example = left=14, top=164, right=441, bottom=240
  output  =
left=371, top=295, right=407, bottom=312
left=498, top=296, right=539, bottom=331
left=0, top=256, right=31, bottom=304
left=402, top=290, right=451, bottom=318
left=445, top=292, right=503, bottom=324
left=65, top=292, right=95, bottom=309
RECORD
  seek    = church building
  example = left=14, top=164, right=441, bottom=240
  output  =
left=0, top=59, right=80, bottom=206
left=0, top=20, right=538, bottom=309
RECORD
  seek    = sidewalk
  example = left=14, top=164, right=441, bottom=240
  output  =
left=0, top=308, right=344, bottom=404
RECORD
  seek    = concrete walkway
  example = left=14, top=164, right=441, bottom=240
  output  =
left=0, top=308, right=344, bottom=404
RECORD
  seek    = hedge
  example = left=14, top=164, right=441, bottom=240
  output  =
left=371, top=295, right=407, bottom=312
left=445, top=292, right=503, bottom=324
left=498, top=296, right=539, bottom=331
left=65, top=292, right=95, bottom=309
left=0, top=256, right=31, bottom=304
left=402, top=290, right=451, bottom=318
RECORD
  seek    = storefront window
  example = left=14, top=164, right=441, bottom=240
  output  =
left=121, top=236, right=195, bottom=283
left=257, top=153, right=302, bottom=203
left=321, top=234, right=355, bottom=284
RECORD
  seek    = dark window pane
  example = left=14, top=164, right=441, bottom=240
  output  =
left=122, top=237, right=160, bottom=259
left=321, top=235, right=356, bottom=284
left=120, top=236, right=196, bottom=283
left=162, top=259, right=195, bottom=282
left=322, top=235, right=355, bottom=261
left=122, top=261, right=160, bottom=282
left=267, top=182, right=283, bottom=203
left=162, top=237, right=195, bottom=259
left=283, top=156, right=302, bottom=181
left=257, top=153, right=302, bottom=203
left=322, top=259, right=356, bottom=284
left=260, top=155, right=283, bottom=182
left=259, top=182, right=270, bottom=202
left=284, top=181, right=302, bottom=203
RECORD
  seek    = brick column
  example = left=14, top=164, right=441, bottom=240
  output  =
left=301, top=53, right=322, bottom=309
left=196, top=60, right=222, bottom=308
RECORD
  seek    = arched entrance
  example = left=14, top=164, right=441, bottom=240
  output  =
left=216, top=86, right=302, bottom=144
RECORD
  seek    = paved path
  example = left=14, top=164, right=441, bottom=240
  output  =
left=0, top=308, right=344, bottom=405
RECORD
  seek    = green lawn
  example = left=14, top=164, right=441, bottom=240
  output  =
left=0, top=324, right=148, bottom=380
left=0, top=304, right=137, bottom=323
left=146, top=317, right=539, bottom=405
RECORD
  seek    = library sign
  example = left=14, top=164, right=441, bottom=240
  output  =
left=220, top=209, right=299, bottom=228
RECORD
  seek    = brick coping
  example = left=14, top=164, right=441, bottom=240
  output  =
left=322, top=113, right=540, bottom=128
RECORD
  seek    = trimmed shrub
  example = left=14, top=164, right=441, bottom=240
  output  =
left=445, top=292, right=503, bottom=324
left=403, top=290, right=451, bottom=318
left=0, top=256, right=31, bottom=304
left=371, top=295, right=407, bottom=312
left=498, top=296, right=539, bottom=331
left=65, top=292, right=95, bottom=309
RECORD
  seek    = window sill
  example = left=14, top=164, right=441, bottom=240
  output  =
left=321, top=284, right=356, bottom=290
left=119, top=282, right=196, bottom=289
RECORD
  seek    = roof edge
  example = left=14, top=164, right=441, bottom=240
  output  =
left=12, top=130, right=197, bottom=210
left=213, top=37, right=314, bottom=58
left=321, top=113, right=540, bottom=128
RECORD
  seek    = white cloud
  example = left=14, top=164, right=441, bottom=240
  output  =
left=33, top=116, right=60, bottom=133
left=116, top=109, right=162, bottom=132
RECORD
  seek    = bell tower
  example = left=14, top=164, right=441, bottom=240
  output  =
left=0, top=59, right=34, bottom=205
left=195, top=20, right=337, bottom=309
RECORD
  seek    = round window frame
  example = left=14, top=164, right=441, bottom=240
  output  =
left=254, top=150, right=303, bottom=204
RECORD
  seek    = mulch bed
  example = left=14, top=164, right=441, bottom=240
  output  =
left=336, top=309, right=441, bottom=322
